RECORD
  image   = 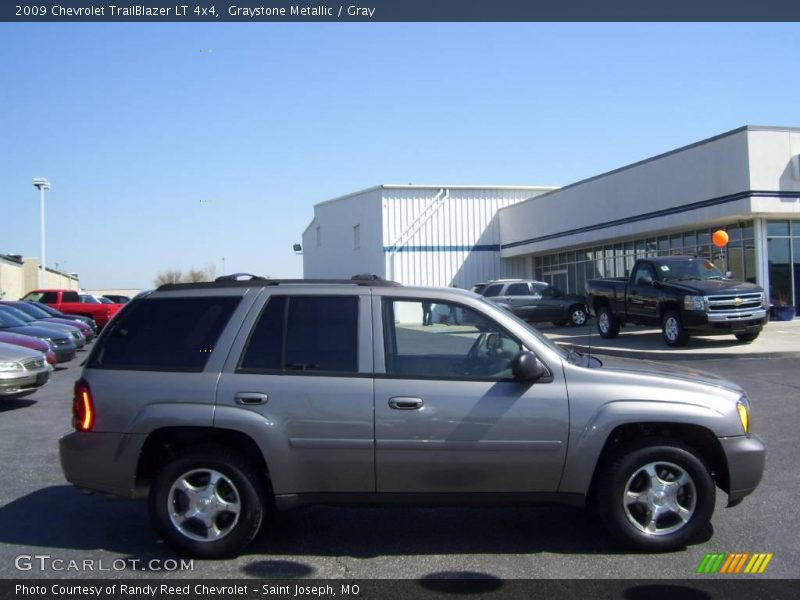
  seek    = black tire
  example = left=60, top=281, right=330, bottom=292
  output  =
left=661, top=310, right=689, bottom=347
left=595, top=438, right=716, bottom=552
left=596, top=306, right=620, bottom=339
left=568, top=305, right=589, bottom=327
left=734, top=331, right=760, bottom=343
left=149, top=445, right=268, bottom=558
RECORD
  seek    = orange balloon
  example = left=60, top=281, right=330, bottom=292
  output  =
left=712, top=230, right=729, bottom=248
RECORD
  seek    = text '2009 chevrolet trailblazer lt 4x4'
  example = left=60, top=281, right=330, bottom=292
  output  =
left=60, top=274, right=766, bottom=558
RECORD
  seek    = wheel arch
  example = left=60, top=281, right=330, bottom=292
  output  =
left=135, top=426, right=271, bottom=498
left=585, top=422, right=730, bottom=504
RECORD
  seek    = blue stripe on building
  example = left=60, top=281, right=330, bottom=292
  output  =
left=501, top=190, right=800, bottom=250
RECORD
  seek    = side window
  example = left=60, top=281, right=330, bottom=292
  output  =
left=633, top=264, right=654, bottom=285
left=41, top=292, right=59, bottom=303
left=383, top=299, right=523, bottom=379
left=90, top=297, right=241, bottom=372
left=240, top=296, right=358, bottom=374
left=240, top=296, right=285, bottom=371
left=540, top=286, right=556, bottom=298
left=62, top=291, right=79, bottom=302
left=286, top=297, right=358, bottom=372
left=482, top=283, right=504, bottom=298
left=505, top=283, right=529, bottom=296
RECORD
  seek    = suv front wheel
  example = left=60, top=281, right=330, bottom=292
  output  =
left=595, top=438, right=715, bottom=551
left=149, top=446, right=267, bottom=558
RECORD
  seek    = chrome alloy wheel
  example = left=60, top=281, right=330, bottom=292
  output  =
left=623, top=461, right=696, bottom=536
left=168, top=469, right=241, bottom=542
left=598, top=311, right=610, bottom=334
left=571, top=308, right=588, bottom=326
left=664, top=316, right=680, bottom=342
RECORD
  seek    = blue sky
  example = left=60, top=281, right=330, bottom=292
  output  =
left=2, top=23, right=799, bottom=289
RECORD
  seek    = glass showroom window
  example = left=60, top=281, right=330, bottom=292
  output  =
left=766, top=220, right=799, bottom=312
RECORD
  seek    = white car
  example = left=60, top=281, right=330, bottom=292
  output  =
left=0, top=342, right=52, bottom=399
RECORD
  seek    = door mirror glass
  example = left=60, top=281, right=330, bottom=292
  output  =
left=511, top=351, right=546, bottom=381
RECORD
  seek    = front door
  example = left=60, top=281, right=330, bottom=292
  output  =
left=627, top=261, right=660, bottom=324
left=374, top=298, right=569, bottom=493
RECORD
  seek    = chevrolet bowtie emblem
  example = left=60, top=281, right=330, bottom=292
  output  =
left=733, top=297, right=743, bottom=306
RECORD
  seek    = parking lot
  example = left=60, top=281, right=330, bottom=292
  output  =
left=0, top=349, right=797, bottom=580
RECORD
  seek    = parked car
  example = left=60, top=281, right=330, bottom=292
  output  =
left=0, top=331, right=57, bottom=366
left=0, top=310, right=77, bottom=363
left=26, top=301, right=97, bottom=332
left=103, top=294, right=131, bottom=304
left=0, top=341, right=52, bottom=399
left=586, top=256, right=768, bottom=347
left=1, top=301, right=95, bottom=342
left=481, top=279, right=589, bottom=326
left=60, top=275, right=764, bottom=558
left=96, top=297, right=114, bottom=304
left=0, top=305, right=86, bottom=349
left=20, top=289, right=121, bottom=329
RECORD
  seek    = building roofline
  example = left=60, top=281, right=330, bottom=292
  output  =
left=499, top=125, right=800, bottom=212
left=312, top=183, right=559, bottom=210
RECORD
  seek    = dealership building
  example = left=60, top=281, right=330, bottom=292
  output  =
left=302, top=126, right=800, bottom=312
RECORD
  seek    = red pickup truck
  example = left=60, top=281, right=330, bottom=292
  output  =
left=20, top=289, right=122, bottom=329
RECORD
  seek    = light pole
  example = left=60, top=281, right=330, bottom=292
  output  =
left=32, top=178, right=50, bottom=288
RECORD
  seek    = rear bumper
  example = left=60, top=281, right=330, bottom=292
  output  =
left=60, top=431, right=145, bottom=498
left=720, top=433, right=766, bottom=505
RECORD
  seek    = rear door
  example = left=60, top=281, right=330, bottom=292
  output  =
left=373, top=295, right=569, bottom=493
left=215, top=291, right=375, bottom=496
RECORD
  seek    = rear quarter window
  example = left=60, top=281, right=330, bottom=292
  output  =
left=89, top=296, right=241, bottom=372
left=61, top=291, right=80, bottom=302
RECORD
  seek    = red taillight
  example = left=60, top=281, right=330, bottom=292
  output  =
left=72, top=379, right=95, bottom=432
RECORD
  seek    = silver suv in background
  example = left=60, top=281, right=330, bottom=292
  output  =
left=60, top=274, right=765, bottom=558
left=481, top=279, right=589, bottom=326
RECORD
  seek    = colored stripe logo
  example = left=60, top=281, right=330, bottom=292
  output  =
left=697, top=552, right=773, bottom=574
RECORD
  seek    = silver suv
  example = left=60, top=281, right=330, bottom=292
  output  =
left=60, top=275, right=765, bottom=558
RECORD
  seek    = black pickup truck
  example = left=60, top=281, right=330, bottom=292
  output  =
left=585, top=256, right=767, bottom=346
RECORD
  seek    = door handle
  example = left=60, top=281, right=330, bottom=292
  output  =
left=388, top=397, right=424, bottom=410
left=235, top=392, right=269, bottom=405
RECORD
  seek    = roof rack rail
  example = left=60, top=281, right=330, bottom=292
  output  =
left=215, top=273, right=268, bottom=282
left=155, top=273, right=402, bottom=291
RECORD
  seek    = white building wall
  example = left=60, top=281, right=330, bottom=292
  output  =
left=500, top=128, right=753, bottom=258
left=382, top=186, right=552, bottom=288
left=747, top=128, right=800, bottom=217
left=302, top=187, right=385, bottom=279
left=0, top=258, right=24, bottom=300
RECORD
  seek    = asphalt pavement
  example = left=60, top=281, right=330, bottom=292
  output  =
left=0, top=352, right=797, bottom=580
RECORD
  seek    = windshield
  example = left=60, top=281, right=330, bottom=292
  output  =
left=0, top=306, right=35, bottom=323
left=478, top=297, right=568, bottom=360
left=80, top=295, right=101, bottom=304
left=7, top=302, right=50, bottom=319
left=30, top=301, right=62, bottom=316
left=654, top=259, right=726, bottom=282
left=0, top=310, right=28, bottom=328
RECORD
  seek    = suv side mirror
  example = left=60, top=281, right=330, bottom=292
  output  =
left=511, top=351, right=546, bottom=382
left=639, top=275, right=654, bottom=286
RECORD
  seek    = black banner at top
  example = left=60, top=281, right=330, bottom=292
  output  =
left=3, top=0, right=800, bottom=22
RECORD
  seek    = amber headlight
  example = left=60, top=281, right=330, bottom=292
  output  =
left=737, top=396, right=751, bottom=434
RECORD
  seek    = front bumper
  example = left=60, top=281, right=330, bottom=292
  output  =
left=682, top=309, right=767, bottom=334
left=53, top=346, right=77, bottom=363
left=0, top=369, right=51, bottom=397
left=720, top=433, right=766, bottom=505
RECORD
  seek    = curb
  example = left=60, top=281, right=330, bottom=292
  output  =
left=555, top=341, right=800, bottom=361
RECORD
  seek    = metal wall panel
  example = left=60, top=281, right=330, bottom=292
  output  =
left=382, top=187, right=548, bottom=288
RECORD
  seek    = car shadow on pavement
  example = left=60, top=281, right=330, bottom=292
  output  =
left=0, top=398, right=37, bottom=413
left=245, top=504, right=663, bottom=559
left=0, top=487, right=712, bottom=564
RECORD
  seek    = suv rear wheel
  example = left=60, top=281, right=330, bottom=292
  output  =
left=149, top=445, right=267, bottom=558
left=595, top=438, right=715, bottom=551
